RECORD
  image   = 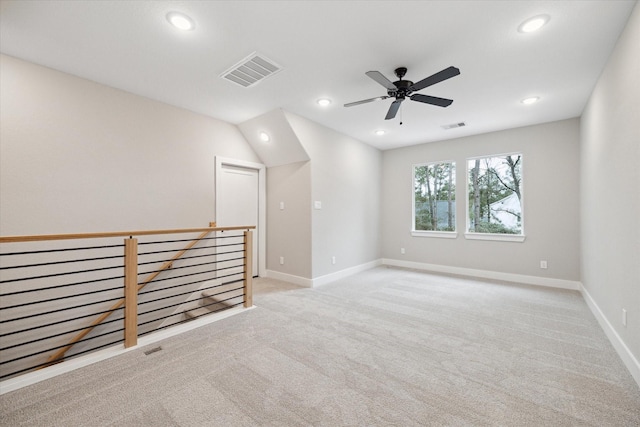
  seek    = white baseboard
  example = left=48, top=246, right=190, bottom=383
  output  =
left=266, top=259, right=383, bottom=288
left=265, top=270, right=314, bottom=287
left=580, top=285, right=640, bottom=388
left=311, top=259, right=383, bottom=287
left=382, top=258, right=581, bottom=290
left=0, top=306, right=253, bottom=395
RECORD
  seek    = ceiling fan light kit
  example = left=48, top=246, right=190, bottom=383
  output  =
left=344, top=66, right=460, bottom=121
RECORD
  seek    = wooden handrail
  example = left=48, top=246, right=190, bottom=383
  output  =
left=0, top=225, right=254, bottom=243
left=41, top=226, right=231, bottom=366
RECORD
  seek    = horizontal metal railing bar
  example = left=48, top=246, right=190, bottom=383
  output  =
left=0, top=327, right=125, bottom=367
left=136, top=277, right=222, bottom=301
left=0, top=263, right=123, bottom=284
left=0, top=307, right=124, bottom=342
left=0, top=255, right=123, bottom=271
left=1, top=285, right=123, bottom=310
left=137, top=246, right=215, bottom=257
left=137, top=243, right=241, bottom=258
left=137, top=299, right=243, bottom=329
left=0, top=297, right=122, bottom=323
left=0, top=243, right=124, bottom=257
left=138, top=258, right=230, bottom=275
left=138, top=287, right=214, bottom=308
left=215, top=271, right=246, bottom=282
left=136, top=268, right=219, bottom=287
left=0, top=225, right=255, bottom=243
left=138, top=285, right=244, bottom=311
left=0, top=316, right=123, bottom=351
left=1, top=292, right=125, bottom=313
left=138, top=256, right=245, bottom=276
left=136, top=247, right=242, bottom=263
left=157, top=251, right=217, bottom=263
left=200, top=294, right=245, bottom=311
left=2, top=286, right=122, bottom=310
left=0, top=274, right=124, bottom=298
left=0, top=338, right=123, bottom=380
left=137, top=233, right=243, bottom=246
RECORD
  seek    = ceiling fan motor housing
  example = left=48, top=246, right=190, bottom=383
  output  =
left=390, top=79, right=414, bottom=98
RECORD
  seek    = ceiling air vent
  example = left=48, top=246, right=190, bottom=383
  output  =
left=441, top=122, right=466, bottom=130
left=220, top=52, right=282, bottom=88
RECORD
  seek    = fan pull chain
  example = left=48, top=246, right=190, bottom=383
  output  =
left=399, top=103, right=403, bottom=125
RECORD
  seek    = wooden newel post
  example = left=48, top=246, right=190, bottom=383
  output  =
left=243, top=230, right=253, bottom=308
left=124, top=237, right=138, bottom=348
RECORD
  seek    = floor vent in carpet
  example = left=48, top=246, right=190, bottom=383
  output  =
left=143, top=346, right=162, bottom=356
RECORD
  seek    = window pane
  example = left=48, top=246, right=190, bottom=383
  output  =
left=467, top=154, right=522, bottom=234
left=414, top=162, right=456, bottom=231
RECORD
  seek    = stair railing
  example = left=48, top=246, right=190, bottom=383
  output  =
left=0, top=223, right=254, bottom=381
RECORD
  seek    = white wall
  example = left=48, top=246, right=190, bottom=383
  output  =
left=285, top=113, right=382, bottom=279
left=0, top=54, right=260, bottom=236
left=580, top=2, right=640, bottom=376
left=266, top=161, right=312, bottom=278
left=382, top=119, right=581, bottom=284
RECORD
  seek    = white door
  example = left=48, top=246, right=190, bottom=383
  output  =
left=216, top=163, right=260, bottom=276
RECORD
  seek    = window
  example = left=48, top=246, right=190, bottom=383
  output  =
left=413, top=162, right=456, bottom=236
left=467, top=154, right=523, bottom=240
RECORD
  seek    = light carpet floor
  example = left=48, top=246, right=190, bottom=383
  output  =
left=1, top=267, right=639, bottom=426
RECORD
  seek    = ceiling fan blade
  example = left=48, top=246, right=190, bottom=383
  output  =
left=366, top=71, right=396, bottom=90
left=344, top=96, right=389, bottom=108
left=409, top=66, right=460, bottom=92
left=410, top=94, right=454, bottom=107
left=385, top=99, right=404, bottom=120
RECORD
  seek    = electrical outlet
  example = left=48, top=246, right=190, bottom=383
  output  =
left=279, top=201, right=285, bottom=210
left=279, top=256, right=284, bottom=265
left=331, top=256, right=336, bottom=265
left=401, top=248, right=405, bottom=254
left=622, top=309, right=627, bottom=327
left=540, top=260, right=548, bottom=269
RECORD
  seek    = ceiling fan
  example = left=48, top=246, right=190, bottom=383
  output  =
left=344, top=66, right=460, bottom=120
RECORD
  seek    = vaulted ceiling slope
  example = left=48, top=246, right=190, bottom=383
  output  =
left=0, top=1, right=636, bottom=150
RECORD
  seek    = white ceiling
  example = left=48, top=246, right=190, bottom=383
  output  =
left=0, top=0, right=636, bottom=150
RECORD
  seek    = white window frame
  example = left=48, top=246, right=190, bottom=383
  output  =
left=411, top=160, right=458, bottom=239
left=464, top=152, right=525, bottom=243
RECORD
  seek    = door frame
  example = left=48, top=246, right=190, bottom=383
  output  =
left=215, top=156, right=266, bottom=277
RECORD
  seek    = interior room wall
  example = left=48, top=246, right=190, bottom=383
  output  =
left=580, top=2, right=639, bottom=377
left=0, top=54, right=261, bottom=236
left=381, top=118, right=581, bottom=284
left=266, top=161, right=312, bottom=279
left=285, top=113, right=382, bottom=279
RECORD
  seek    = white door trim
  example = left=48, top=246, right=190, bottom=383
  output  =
left=215, top=156, right=266, bottom=277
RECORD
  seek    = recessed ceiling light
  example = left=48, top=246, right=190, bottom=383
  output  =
left=166, top=12, right=196, bottom=31
left=374, top=130, right=386, bottom=136
left=259, top=131, right=270, bottom=142
left=518, top=15, right=550, bottom=33
left=317, top=98, right=332, bottom=107
left=521, top=96, right=540, bottom=105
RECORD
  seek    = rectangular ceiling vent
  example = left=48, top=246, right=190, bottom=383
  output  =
left=220, top=52, right=282, bottom=88
left=441, top=122, right=466, bottom=130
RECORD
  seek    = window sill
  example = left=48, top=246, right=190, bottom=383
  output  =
left=464, top=233, right=526, bottom=242
left=411, top=230, right=458, bottom=239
